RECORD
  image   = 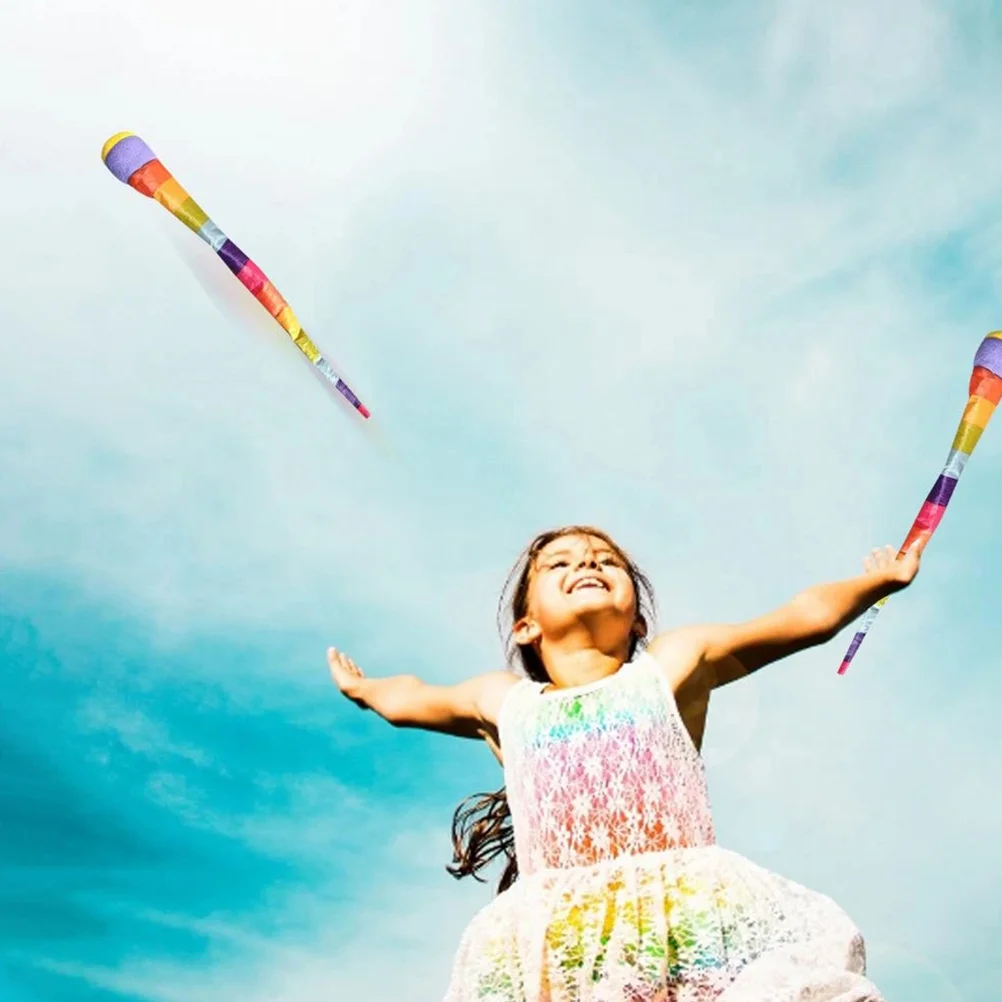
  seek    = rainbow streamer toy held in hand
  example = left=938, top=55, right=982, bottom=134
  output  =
left=101, top=132, right=370, bottom=419
left=838, top=332, right=1002, bottom=675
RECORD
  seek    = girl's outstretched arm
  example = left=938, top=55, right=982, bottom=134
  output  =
left=651, top=542, right=924, bottom=689
left=328, top=648, right=517, bottom=740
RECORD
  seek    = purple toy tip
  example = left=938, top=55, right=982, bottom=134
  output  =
left=974, top=333, right=1002, bottom=379
left=101, top=132, right=157, bottom=183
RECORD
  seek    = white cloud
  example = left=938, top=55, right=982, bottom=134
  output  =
left=78, top=698, right=217, bottom=770
left=762, top=0, right=952, bottom=120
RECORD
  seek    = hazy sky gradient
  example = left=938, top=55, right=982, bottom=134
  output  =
left=2, top=1, right=1001, bottom=1000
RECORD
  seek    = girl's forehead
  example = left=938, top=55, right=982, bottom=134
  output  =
left=536, top=533, right=617, bottom=561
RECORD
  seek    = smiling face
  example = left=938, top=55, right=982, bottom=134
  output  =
left=513, top=532, right=643, bottom=658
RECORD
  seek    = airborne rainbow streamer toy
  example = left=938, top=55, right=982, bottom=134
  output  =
left=101, top=132, right=370, bottom=419
left=838, top=332, right=1002, bottom=674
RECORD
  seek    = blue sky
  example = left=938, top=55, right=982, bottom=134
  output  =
left=2, top=1, right=1001, bottom=999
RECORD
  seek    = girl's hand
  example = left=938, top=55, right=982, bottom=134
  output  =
left=864, top=539, right=924, bottom=591
left=328, top=647, right=367, bottom=708
left=325, top=652, right=514, bottom=735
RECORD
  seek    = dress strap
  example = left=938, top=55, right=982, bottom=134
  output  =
left=496, top=675, right=537, bottom=745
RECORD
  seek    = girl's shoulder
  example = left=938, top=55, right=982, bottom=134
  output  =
left=474, top=670, right=525, bottom=727
left=646, top=627, right=713, bottom=693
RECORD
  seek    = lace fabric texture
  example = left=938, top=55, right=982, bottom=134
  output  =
left=443, top=653, right=884, bottom=1002
left=502, top=656, right=715, bottom=876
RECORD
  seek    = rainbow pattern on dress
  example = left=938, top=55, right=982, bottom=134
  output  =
left=448, top=654, right=878, bottom=1000
left=501, top=659, right=715, bottom=876
left=101, top=132, right=370, bottom=419
left=838, top=332, right=1002, bottom=674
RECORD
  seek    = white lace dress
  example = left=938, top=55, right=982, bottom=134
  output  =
left=443, top=652, right=883, bottom=1002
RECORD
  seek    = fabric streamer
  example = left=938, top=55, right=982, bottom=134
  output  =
left=838, top=332, right=1002, bottom=674
left=101, top=132, right=370, bottom=419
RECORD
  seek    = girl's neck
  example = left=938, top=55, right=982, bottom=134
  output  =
left=539, top=644, right=631, bottom=692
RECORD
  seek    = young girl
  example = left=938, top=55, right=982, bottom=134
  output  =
left=329, top=525, right=921, bottom=1001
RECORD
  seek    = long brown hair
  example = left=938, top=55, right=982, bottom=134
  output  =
left=447, top=526, right=656, bottom=893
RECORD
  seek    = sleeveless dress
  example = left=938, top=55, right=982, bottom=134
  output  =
left=443, top=652, right=883, bottom=1002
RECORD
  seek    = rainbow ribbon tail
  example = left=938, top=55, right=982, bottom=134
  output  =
left=838, top=331, right=1002, bottom=675
left=313, top=356, right=370, bottom=417
left=837, top=598, right=888, bottom=675
left=101, top=131, right=370, bottom=420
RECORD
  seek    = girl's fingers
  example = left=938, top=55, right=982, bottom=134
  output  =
left=864, top=545, right=912, bottom=574
left=861, top=541, right=922, bottom=583
left=328, top=647, right=364, bottom=681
